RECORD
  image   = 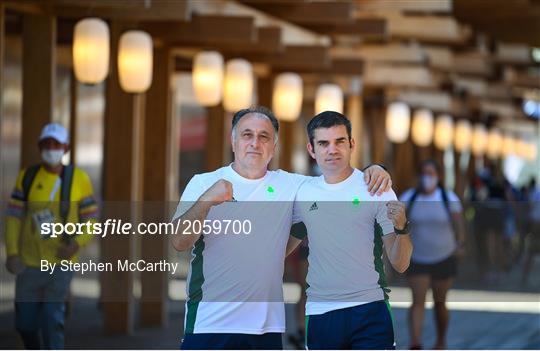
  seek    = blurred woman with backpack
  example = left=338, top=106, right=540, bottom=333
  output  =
left=399, top=159, right=466, bottom=350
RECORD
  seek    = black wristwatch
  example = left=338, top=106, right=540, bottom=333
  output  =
left=394, top=221, right=410, bottom=235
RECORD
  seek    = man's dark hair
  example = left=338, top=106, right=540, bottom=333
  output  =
left=231, top=106, right=279, bottom=139
left=307, top=111, right=352, bottom=147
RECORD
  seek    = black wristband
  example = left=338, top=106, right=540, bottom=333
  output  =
left=394, top=221, right=410, bottom=235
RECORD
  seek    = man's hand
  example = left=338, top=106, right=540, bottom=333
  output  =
left=364, top=165, right=392, bottom=195
left=6, top=255, right=25, bottom=275
left=200, top=179, right=233, bottom=206
left=57, top=241, right=80, bottom=260
left=386, top=201, right=407, bottom=230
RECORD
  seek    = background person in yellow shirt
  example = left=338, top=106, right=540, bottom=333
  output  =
left=4, top=123, right=98, bottom=349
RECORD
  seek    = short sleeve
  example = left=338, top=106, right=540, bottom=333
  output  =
left=292, top=192, right=303, bottom=224
left=290, top=180, right=307, bottom=239
left=171, top=175, right=207, bottom=221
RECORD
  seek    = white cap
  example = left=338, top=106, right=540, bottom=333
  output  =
left=39, top=123, right=69, bottom=144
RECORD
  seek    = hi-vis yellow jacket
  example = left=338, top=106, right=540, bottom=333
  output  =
left=5, top=165, right=98, bottom=267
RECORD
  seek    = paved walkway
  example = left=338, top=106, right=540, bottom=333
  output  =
left=1, top=246, right=538, bottom=349
left=0, top=292, right=538, bottom=349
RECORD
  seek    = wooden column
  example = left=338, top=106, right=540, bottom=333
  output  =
left=21, top=14, right=56, bottom=168
left=205, top=105, right=226, bottom=171
left=69, top=72, right=79, bottom=165
left=393, top=139, right=415, bottom=194
left=279, top=121, right=294, bottom=172
left=101, top=21, right=142, bottom=335
left=0, top=3, right=4, bottom=147
left=347, top=88, right=364, bottom=169
left=140, top=45, right=173, bottom=327
left=454, top=150, right=466, bottom=198
left=369, top=102, right=386, bottom=165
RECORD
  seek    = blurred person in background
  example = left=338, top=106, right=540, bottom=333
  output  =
left=4, top=123, right=98, bottom=349
left=400, top=159, right=466, bottom=350
left=515, top=181, right=532, bottom=263
left=479, top=164, right=513, bottom=282
left=521, top=178, right=540, bottom=285
left=466, top=174, right=489, bottom=279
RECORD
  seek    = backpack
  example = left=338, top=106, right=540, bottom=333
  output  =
left=22, top=164, right=75, bottom=224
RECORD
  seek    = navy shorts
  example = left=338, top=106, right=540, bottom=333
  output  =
left=306, top=300, right=395, bottom=350
left=181, top=332, right=282, bottom=350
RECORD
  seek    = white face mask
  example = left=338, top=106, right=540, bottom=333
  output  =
left=421, top=175, right=438, bottom=192
left=41, top=149, right=64, bottom=166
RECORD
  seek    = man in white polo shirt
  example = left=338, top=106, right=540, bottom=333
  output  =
left=288, top=111, right=413, bottom=349
left=171, top=106, right=393, bottom=349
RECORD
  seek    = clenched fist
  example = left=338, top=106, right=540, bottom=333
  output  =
left=200, top=179, right=233, bottom=206
left=386, top=201, right=407, bottom=231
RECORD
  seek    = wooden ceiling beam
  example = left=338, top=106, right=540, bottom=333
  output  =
left=454, top=0, right=540, bottom=19
left=302, top=18, right=387, bottom=39
left=240, top=0, right=387, bottom=38
left=238, top=1, right=355, bottom=25
left=504, top=67, right=540, bottom=89
left=454, top=0, right=540, bottom=46
left=480, top=100, right=521, bottom=119
left=354, top=0, right=452, bottom=14
left=463, top=20, right=540, bottom=47
left=363, top=63, right=440, bottom=88
left=189, top=0, right=330, bottom=46
left=495, top=43, right=533, bottom=66
left=142, top=15, right=256, bottom=47
left=330, top=44, right=426, bottom=64
left=48, top=0, right=190, bottom=21
left=423, top=46, right=454, bottom=71
left=452, top=52, right=494, bottom=77
left=452, top=76, right=488, bottom=97
left=386, top=88, right=455, bottom=113
left=181, top=26, right=283, bottom=55
left=172, top=45, right=363, bottom=75
left=256, top=45, right=331, bottom=71
left=270, top=58, right=364, bottom=75
left=4, top=1, right=44, bottom=15
left=385, top=14, right=472, bottom=44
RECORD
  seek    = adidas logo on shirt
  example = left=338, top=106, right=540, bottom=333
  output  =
left=309, top=202, right=318, bottom=211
